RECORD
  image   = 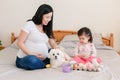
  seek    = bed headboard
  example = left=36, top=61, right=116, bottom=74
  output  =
left=53, top=30, right=114, bottom=47
left=11, top=30, right=114, bottom=47
left=53, top=30, right=77, bottom=42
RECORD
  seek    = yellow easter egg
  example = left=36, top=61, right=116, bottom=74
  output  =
left=46, top=64, right=51, bottom=68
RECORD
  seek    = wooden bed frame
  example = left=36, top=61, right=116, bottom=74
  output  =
left=11, top=30, right=114, bottom=47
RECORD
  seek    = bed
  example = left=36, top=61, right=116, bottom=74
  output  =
left=0, top=30, right=120, bottom=80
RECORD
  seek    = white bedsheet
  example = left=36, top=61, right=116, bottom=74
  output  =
left=0, top=45, right=120, bottom=80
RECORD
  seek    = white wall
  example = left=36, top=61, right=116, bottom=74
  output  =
left=0, top=0, right=120, bottom=51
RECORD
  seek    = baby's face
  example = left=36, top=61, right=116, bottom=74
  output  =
left=78, top=34, right=90, bottom=44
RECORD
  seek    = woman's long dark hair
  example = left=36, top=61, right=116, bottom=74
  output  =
left=77, top=27, right=93, bottom=43
left=29, top=4, right=53, bottom=38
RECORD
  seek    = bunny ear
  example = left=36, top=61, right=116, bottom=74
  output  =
left=47, top=54, right=50, bottom=58
left=48, top=49, right=56, bottom=58
left=48, top=49, right=52, bottom=53
left=49, top=49, right=54, bottom=54
left=48, top=49, right=53, bottom=58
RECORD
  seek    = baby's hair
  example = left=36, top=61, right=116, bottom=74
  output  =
left=77, top=27, right=93, bottom=43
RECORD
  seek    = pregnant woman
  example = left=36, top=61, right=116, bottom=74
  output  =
left=16, top=4, right=59, bottom=70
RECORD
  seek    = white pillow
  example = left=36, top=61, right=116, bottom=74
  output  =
left=61, top=34, right=79, bottom=42
left=61, top=33, right=103, bottom=45
left=92, top=33, right=103, bottom=45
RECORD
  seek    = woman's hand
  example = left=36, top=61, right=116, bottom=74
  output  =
left=36, top=54, right=45, bottom=60
left=31, top=53, right=45, bottom=60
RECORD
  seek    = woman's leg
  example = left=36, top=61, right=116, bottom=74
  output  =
left=16, top=55, right=45, bottom=70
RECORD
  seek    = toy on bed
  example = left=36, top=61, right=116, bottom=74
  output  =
left=62, top=61, right=103, bottom=73
left=71, top=56, right=103, bottom=72
left=72, top=62, right=100, bottom=71
left=46, top=64, right=51, bottom=68
left=48, top=48, right=70, bottom=68
left=72, top=57, right=103, bottom=72
left=62, top=64, right=71, bottom=73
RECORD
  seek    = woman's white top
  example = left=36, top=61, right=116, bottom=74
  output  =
left=17, top=21, right=49, bottom=58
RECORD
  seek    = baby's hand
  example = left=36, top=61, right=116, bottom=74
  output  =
left=82, top=53, right=90, bottom=58
left=77, top=54, right=85, bottom=57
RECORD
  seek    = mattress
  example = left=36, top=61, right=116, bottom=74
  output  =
left=0, top=41, right=120, bottom=80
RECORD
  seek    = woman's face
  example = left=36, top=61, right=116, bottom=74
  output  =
left=42, top=12, right=52, bottom=25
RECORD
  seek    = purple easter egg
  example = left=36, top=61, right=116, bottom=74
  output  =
left=62, top=64, right=71, bottom=73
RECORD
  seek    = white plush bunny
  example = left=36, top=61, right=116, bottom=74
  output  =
left=48, top=49, right=69, bottom=68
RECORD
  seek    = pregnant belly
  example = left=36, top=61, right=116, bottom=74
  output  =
left=25, top=43, right=49, bottom=57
